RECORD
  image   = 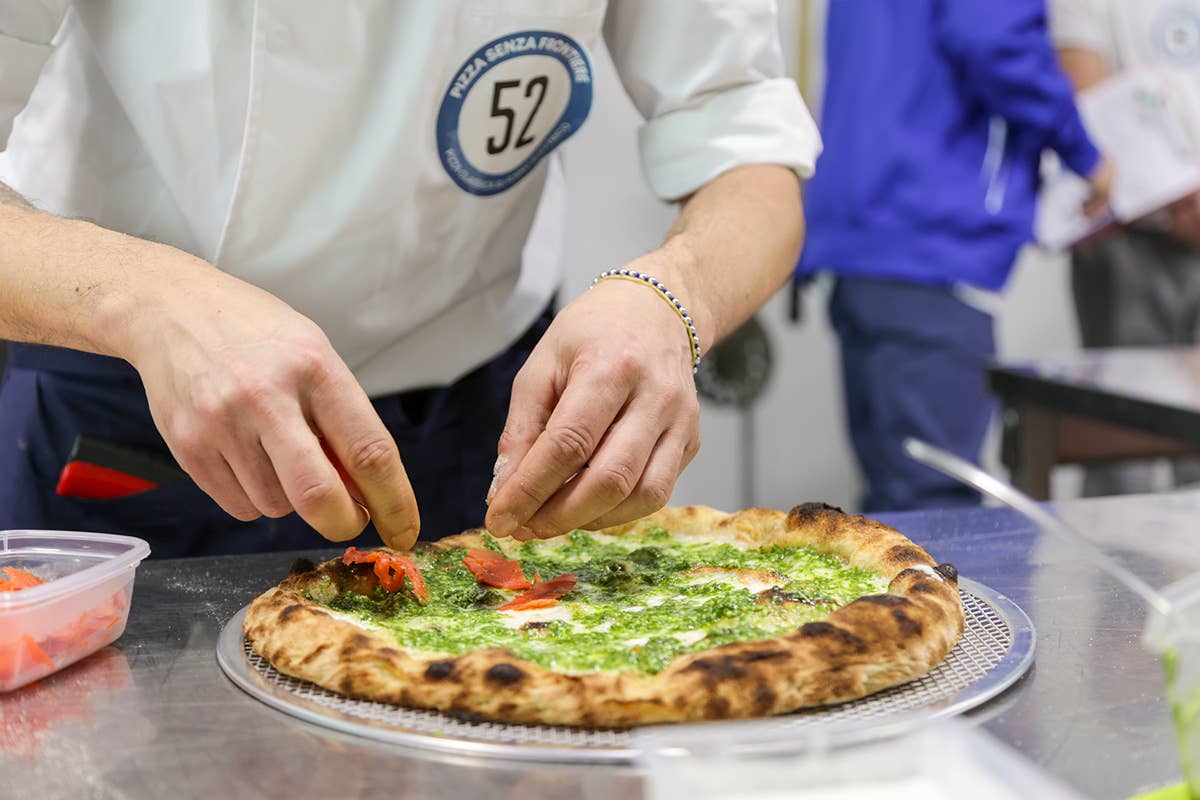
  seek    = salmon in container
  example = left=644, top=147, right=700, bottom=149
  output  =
left=0, top=531, right=150, bottom=691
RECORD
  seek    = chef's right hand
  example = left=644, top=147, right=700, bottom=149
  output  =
left=122, top=262, right=420, bottom=548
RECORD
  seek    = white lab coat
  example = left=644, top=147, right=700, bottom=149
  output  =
left=0, top=1, right=820, bottom=395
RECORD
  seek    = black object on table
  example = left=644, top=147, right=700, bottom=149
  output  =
left=989, top=346, right=1200, bottom=499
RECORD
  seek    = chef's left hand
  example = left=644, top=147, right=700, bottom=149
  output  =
left=485, top=254, right=703, bottom=540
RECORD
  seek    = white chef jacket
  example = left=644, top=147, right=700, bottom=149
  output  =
left=1050, top=0, right=1200, bottom=74
left=0, top=2, right=820, bottom=396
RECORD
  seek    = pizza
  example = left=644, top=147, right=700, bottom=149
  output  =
left=244, top=503, right=964, bottom=727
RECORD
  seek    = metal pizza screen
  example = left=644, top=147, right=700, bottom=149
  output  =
left=238, top=589, right=1011, bottom=750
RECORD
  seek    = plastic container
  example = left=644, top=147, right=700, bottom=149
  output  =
left=1145, top=573, right=1200, bottom=800
left=0, top=530, right=150, bottom=692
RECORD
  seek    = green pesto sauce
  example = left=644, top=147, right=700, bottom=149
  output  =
left=1164, top=648, right=1200, bottom=794
left=319, top=527, right=888, bottom=674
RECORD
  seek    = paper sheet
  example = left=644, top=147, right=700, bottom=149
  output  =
left=1036, top=68, right=1200, bottom=250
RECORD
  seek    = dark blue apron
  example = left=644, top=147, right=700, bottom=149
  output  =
left=0, top=311, right=550, bottom=557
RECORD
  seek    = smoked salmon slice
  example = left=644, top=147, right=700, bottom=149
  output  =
left=498, top=574, right=578, bottom=611
left=463, top=549, right=532, bottom=591
left=342, top=547, right=428, bottom=604
left=0, top=567, right=44, bottom=592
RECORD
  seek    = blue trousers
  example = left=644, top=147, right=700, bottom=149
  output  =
left=828, top=277, right=995, bottom=513
left=0, top=312, right=549, bottom=557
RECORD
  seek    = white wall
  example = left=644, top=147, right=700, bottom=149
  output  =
left=560, top=12, right=1083, bottom=514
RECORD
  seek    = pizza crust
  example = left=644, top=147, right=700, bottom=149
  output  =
left=244, top=503, right=965, bottom=726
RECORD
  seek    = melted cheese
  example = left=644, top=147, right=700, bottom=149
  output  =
left=685, top=567, right=788, bottom=594
left=496, top=603, right=579, bottom=629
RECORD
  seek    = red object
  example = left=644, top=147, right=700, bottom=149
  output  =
left=0, top=568, right=44, bottom=592
left=55, top=462, right=157, bottom=500
left=342, top=547, right=428, bottom=604
left=463, top=549, right=532, bottom=590
left=498, top=573, right=578, bottom=611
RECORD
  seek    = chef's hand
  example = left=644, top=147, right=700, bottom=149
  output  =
left=125, top=266, right=420, bottom=548
left=484, top=258, right=702, bottom=540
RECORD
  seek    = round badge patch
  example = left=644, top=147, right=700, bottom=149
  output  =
left=437, top=30, right=594, bottom=196
left=1156, top=8, right=1200, bottom=65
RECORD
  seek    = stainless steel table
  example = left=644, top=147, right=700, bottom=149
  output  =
left=4, top=492, right=1197, bottom=799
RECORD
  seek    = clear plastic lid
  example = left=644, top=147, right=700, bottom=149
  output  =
left=636, top=713, right=1087, bottom=800
left=1144, top=572, right=1200, bottom=653
left=0, top=530, right=151, bottom=611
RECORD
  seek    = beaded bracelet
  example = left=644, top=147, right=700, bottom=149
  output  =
left=590, top=268, right=702, bottom=373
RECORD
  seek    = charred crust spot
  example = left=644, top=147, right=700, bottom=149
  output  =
left=424, top=660, right=456, bottom=680
left=684, top=657, right=746, bottom=683
left=909, top=581, right=939, bottom=595
left=740, top=649, right=787, bottom=663
left=278, top=604, right=303, bottom=623
left=379, top=647, right=401, bottom=658
left=787, top=502, right=845, bottom=526
left=339, top=632, right=371, bottom=659
left=754, top=683, right=777, bottom=712
left=799, top=622, right=868, bottom=652
left=935, top=563, right=959, bottom=582
left=892, top=609, right=923, bottom=636
left=885, top=545, right=927, bottom=565
left=705, top=696, right=731, bottom=717
left=855, top=594, right=908, bottom=608
left=288, top=557, right=316, bottom=576
left=485, top=663, right=526, bottom=685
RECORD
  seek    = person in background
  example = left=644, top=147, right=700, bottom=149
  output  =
left=0, top=3, right=819, bottom=556
left=1051, top=0, right=1200, bottom=496
left=797, top=0, right=1113, bottom=513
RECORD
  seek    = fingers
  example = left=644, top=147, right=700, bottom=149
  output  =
left=259, top=410, right=370, bottom=542
left=582, top=425, right=698, bottom=531
left=485, top=361, right=629, bottom=538
left=520, top=399, right=661, bottom=537
left=310, top=369, right=419, bottom=549
left=486, top=350, right=557, bottom=507
left=181, top=453, right=262, bottom=522
left=223, top=441, right=294, bottom=519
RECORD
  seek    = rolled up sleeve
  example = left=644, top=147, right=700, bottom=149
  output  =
left=1048, top=0, right=1110, bottom=54
left=0, top=2, right=69, bottom=149
left=603, top=0, right=821, bottom=201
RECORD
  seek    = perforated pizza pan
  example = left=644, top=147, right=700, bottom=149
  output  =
left=216, top=577, right=1035, bottom=764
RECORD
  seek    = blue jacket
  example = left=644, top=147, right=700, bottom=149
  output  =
left=798, top=0, right=1100, bottom=291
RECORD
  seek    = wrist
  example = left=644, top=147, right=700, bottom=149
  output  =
left=639, top=238, right=714, bottom=356
left=86, top=224, right=219, bottom=367
left=82, top=224, right=160, bottom=364
left=592, top=267, right=703, bottom=373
